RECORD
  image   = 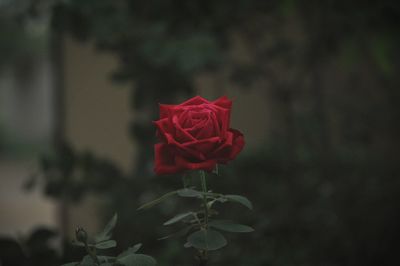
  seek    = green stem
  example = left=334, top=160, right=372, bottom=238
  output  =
left=193, top=213, right=202, bottom=227
left=199, top=170, right=209, bottom=263
left=199, top=256, right=208, bottom=266
left=84, top=242, right=99, bottom=265
left=200, top=170, right=209, bottom=229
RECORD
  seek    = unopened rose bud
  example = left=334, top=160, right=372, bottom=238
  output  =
left=75, top=227, right=88, bottom=243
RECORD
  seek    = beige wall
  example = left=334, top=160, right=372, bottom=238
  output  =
left=0, top=47, right=56, bottom=238
left=0, top=160, right=57, bottom=236
left=63, top=36, right=135, bottom=234
left=64, top=36, right=135, bottom=173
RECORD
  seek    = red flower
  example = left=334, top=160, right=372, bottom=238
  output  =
left=154, top=96, right=245, bottom=174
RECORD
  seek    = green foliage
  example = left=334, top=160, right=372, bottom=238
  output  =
left=139, top=187, right=253, bottom=211
left=0, top=227, right=60, bottom=266
left=117, top=254, right=156, bottom=266
left=177, top=188, right=203, bottom=198
left=95, top=240, right=117, bottom=250
left=163, top=212, right=196, bottom=226
left=31, top=142, right=124, bottom=202
left=187, top=229, right=227, bottom=251
left=117, top=243, right=142, bottom=257
left=94, top=214, right=118, bottom=243
left=223, top=195, right=253, bottom=210
left=62, top=214, right=156, bottom=266
left=369, top=35, right=395, bottom=76
left=137, top=191, right=178, bottom=211
left=208, top=220, right=254, bottom=233
left=138, top=30, right=221, bottom=74
left=141, top=169, right=254, bottom=258
left=0, top=0, right=49, bottom=69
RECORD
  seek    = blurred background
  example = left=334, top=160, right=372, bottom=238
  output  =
left=0, top=0, right=399, bottom=265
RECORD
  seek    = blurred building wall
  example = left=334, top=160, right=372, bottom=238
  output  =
left=62, top=36, right=134, bottom=235
left=0, top=55, right=57, bottom=237
left=0, top=58, right=54, bottom=144
left=0, top=160, right=57, bottom=236
left=63, top=36, right=135, bottom=172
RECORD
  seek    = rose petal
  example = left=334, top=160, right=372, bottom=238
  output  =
left=182, top=136, right=221, bottom=155
left=171, top=115, right=196, bottom=142
left=178, top=109, right=192, bottom=128
left=213, top=107, right=230, bottom=138
left=175, top=155, right=217, bottom=171
left=213, top=96, right=232, bottom=109
left=165, top=133, right=206, bottom=161
left=192, top=114, right=217, bottom=140
left=159, top=104, right=174, bottom=119
left=210, top=131, right=234, bottom=159
left=227, top=129, right=245, bottom=160
left=203, top=104, right=230, bottom=137
left=154, top=143, right=182, bottom=174
left=210, top=111, right=221, bottom=136
left=154, top=118, right=173, bottom=141
left=211, top=129, right=244, bottom=163
left=186, top=112, right=209, bottom=132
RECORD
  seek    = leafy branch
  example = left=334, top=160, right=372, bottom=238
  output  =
left=62, top=214, right=156, bottom=266
left=138, top=169, right=254, bottom=265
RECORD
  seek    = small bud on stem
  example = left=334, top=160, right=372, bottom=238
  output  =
left=75, top=227, right=88, bottom=243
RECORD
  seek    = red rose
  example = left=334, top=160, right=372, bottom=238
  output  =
left=154, top=96, right=245, bottom=174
